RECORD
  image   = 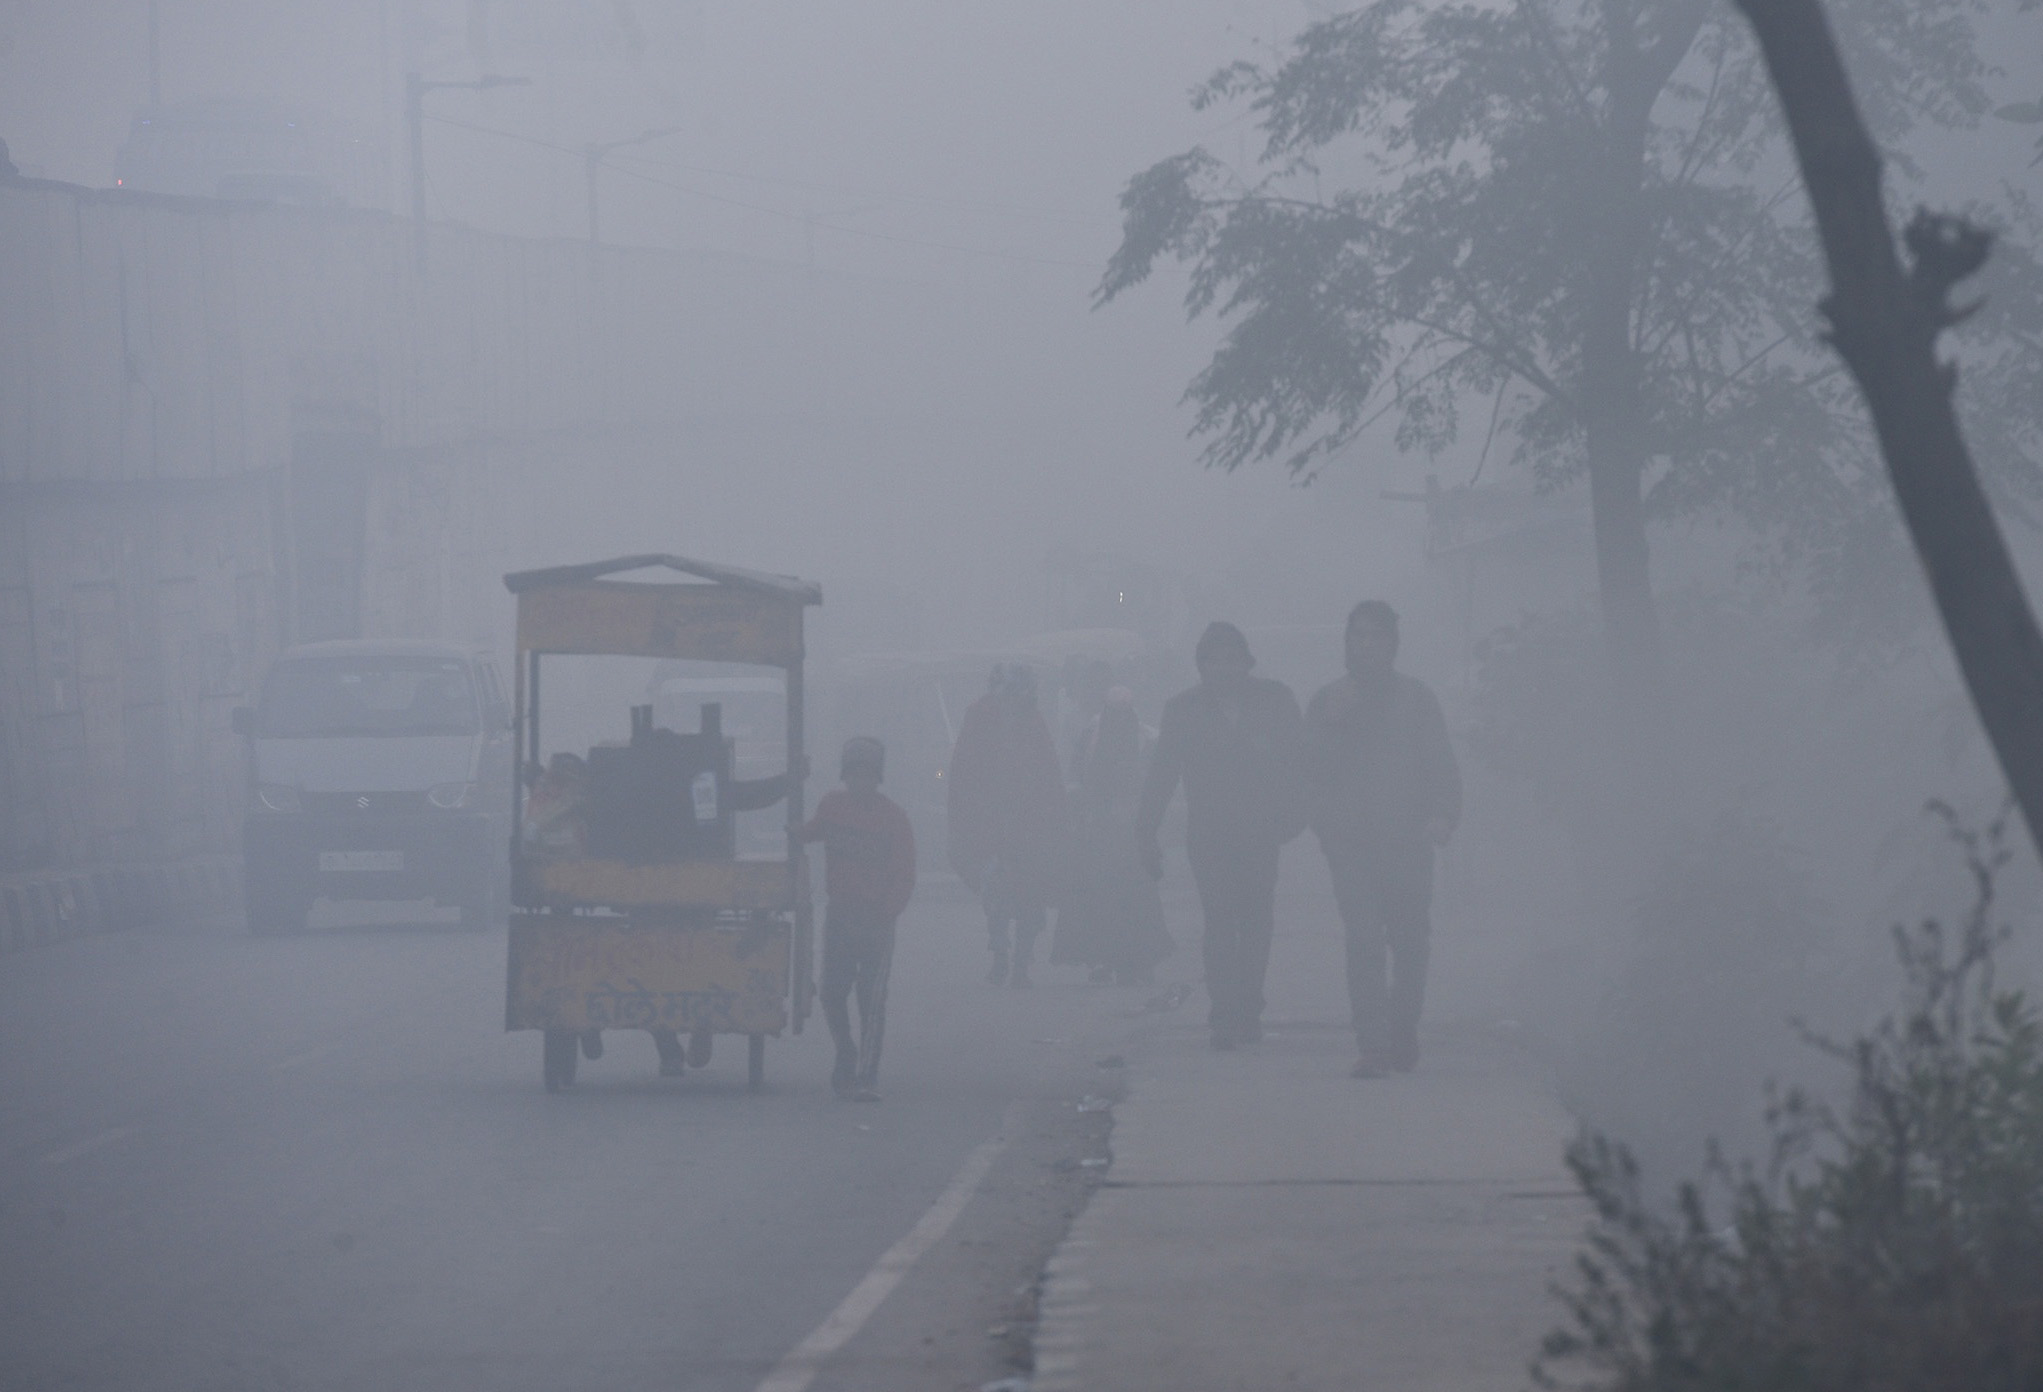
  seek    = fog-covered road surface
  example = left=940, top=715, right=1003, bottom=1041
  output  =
left=0, top=886, right=1118, bottom=1392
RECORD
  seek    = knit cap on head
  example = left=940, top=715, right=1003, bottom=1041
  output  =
left=1195, top=621, right=1255, bottom=669
left=840, top=736, right=885, bottom=779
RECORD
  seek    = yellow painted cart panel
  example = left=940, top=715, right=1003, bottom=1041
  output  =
left=507, top=917, right=790, bottom=1035
left=517, top=581, right=802, bottom=665
left=533, top=857, right=800, bottom=911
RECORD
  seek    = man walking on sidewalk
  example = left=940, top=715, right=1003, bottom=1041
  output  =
left=947, top=665, right=1068, bottom=987
left=1139, top=622, right=1308, bottom=1049
left=1306, top=602, right=1461, bottom=1077
left=800, top=737, right=917, bottom=1101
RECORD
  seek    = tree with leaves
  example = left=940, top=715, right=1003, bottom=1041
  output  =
left=1099, top=0, right=2004, bottom=690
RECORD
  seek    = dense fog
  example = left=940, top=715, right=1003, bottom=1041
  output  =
left=3, top=1, right=2043, bottom=1387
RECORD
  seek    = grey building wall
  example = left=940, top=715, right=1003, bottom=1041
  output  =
left=0, top=177, right=803, bottom=872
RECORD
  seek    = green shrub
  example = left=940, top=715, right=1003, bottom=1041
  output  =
left=1538, top=808, right=2043, bottom=1392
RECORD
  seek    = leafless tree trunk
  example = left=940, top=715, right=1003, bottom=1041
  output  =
left=1729, top=0, right=2043, bottom=856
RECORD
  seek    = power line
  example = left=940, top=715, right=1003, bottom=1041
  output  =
left=604, top=147, right=1112, bottom=228
left=421, top=113, right=1100, bottom=271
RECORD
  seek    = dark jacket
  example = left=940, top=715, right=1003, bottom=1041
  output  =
left=945, top=694, right=1069, bottom=889
left=1304, top=672, right=1461, bottom=866
left=1137, top=676, right=1308, bottom=855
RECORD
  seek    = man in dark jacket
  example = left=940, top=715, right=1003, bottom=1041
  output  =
left=1138, top=622, right=1307, bottom=1048
left=1306, top=601, right=1461, bottom=1077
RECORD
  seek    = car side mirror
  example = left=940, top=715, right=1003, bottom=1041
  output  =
left=230, top=706, right=256, bottom=737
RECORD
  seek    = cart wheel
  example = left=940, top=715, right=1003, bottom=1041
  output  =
left=542, top=1029, right=579, bottom=1092
left=748, top=1034, right=766, bottom=1091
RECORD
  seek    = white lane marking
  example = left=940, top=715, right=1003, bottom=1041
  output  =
left=269, top=1041, right=346, bottom=1074
left=43, top=1126, right=135, bottom=1165
left=752, top=1108, right=1018, bottom=1392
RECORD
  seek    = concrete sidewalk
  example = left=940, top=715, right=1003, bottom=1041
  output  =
left=1029, top=1016, right=1584, bottom=1392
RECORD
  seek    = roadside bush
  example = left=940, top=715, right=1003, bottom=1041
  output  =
left=1537, top=809, right=2043, bottom=1392
left=1558, top=811, right=1826, bottom=1188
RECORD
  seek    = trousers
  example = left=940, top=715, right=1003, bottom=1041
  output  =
left=821, top=903, right=897, bottom=1086
left=1325, top=852, right=1433, bottom=1059
left=982, top=860, right=1046, bottom=971
left=1189, top=837, right=1281, bottom=1037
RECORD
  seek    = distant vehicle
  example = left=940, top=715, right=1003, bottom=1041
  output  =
left=232, top=641, right=514, bottom=934
left=114, top=98, right=383, bottom=207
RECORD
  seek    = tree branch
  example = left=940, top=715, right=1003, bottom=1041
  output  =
left=1730, top=0, right=2043, bottom=859
left=1408, top=313, right=1577, bottom=412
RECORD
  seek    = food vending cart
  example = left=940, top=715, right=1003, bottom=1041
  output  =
left=501, top=554, right=820, bottom=1092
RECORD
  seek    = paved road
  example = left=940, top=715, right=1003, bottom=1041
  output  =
left=0, top=884, right=1131, bottom=1392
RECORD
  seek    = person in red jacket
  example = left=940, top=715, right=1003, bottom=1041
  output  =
left=800, top=737, right=916, bottom=1101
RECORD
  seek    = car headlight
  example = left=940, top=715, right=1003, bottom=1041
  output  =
left=255, top=783, right=301, bottom=813
left=427, top=781, right=479, bottom=810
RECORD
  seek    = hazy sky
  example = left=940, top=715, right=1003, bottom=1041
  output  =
left=0, top=2, right=1464, bottom=656
left=0, top=2, right=1320, bottom=274
left=6, top=1, right=2029, bottom=672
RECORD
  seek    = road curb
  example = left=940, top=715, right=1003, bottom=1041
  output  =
left=1028, top=1210, right=1104, bottom=1392
left=0, top=856, right=241, bottom=955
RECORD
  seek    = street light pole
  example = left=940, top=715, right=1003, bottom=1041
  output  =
left=404, top=70, right=533, bottom=275
left=406, top=72, right=427, bottom=273
left=147, top=0, right=161, bottom=109
left=582, top=125, right=681, bottom=246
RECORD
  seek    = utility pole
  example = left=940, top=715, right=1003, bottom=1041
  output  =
left=582, top=126, right=680, bottom=245
left=147, top=0, right=161, bottom=109
left=405, top=70, right=531, bottom=274
left=406, top=72, right=426, bottom=272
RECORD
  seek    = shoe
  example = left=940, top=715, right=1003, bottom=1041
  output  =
left=1350, top=1056, right=1388, bottom=1079
left=686, top=1030, right=714, bottom=1069
left=580, top=1030, right=604, bottom=1061
left=659, top=1054, right=688, bottom=1078
left=853, top=1086, right=882, bottom=1103
left=1238, top=1022, right=1263, bottom=1045
left=1210, top=1030, right=1236, bottom=1051
left=986, top=956, right=1008, bottom=986
left=831, top=1049, right=856, bottom=1097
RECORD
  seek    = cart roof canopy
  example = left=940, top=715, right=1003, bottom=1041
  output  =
left=504, top=554, right=821, bottom=603
left=505, top=554, right=821, bottom=665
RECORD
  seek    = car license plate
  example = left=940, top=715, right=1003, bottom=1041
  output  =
left=319, top=851, right=404, bottom=872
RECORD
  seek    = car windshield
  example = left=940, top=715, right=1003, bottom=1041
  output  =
left=260, top=656, right=477, bottom=737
